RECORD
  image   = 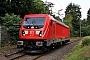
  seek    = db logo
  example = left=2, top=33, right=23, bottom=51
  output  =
left=30, top=31, right=34, bottom=35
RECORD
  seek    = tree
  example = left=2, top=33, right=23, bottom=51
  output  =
left=0, top=0, right=49, bottom=18
left=51, top=14, right=62, bottom=21
left=1, top=13, right=22, bottom=44
left=64, top=14, right=73, bottom=26
left=0, top=0, right=7, bottom=17
left=65, top=3, right=81, bottom=36
left=81, top=19, right=87, bottom=36
left=63, top=14, right=73, bottom=36
left=87, top=8, right=90, bottom=25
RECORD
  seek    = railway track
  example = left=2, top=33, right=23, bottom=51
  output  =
left=4, top=39, right=80, bottom=60
left=4, top=50, right=25, bottom=60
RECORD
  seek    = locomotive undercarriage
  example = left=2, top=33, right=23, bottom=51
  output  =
left=17, top=38, right=70, bottom=53
left=17, top=39, right=50, bottom=53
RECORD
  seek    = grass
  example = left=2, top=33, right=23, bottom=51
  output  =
left=64, top=36, right=90, bottom=60
left=82, top=36, right=90, bottom=46
left=70, top=37, right=82, bottom=41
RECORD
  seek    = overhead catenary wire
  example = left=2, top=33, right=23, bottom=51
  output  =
left=50, top=0, right=63, bottom=15
left=55, top=0, right=63, bottom=8
left=44, top=0, right=64, bottom=19
left=54, top=7, right=58, bottom=11
left=55, top=0, right=64, bottom=20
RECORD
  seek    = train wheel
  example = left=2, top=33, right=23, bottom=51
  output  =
left=50, top=43, right=55, bottom=49
left=57, top=42, right=61, bottom=48
left=46, top=47, right=50, bottom=52
left=52, top=43, right=55, bottom=49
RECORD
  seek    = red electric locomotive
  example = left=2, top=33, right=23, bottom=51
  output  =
left=17, top=14, right=70, bottom=53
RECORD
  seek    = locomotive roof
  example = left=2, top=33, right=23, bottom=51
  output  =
left=24, top=14, right=48, bottom=18
left=24, top=14, right=69, bottom=28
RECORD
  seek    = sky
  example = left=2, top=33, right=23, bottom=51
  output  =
left=42, top=0, right=90, bottom=19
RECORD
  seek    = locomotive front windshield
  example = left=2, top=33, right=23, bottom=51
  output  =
left=23, top=17, right=45, bottom=29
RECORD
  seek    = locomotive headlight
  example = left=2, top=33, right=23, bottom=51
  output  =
left=25, top=30, right=28, bottom=34
left=36, top=30, right=43, bottom=37
left=39, top=34, right=42, bottom=36
left=22, top=30, right=25, bottom=36
left=36, top=31, right=40, bottom=34
left=23, top=34, right=25, bottom=36
left=22, top=30, right=28, bottom=36
left=39, top=31, right=43, bottom=37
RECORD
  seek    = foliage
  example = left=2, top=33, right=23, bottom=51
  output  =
left=65, top=3, right=81, bottom=37
left=0, top=0, right=6, bottom=17
left=82, top=36, right=90, bottom=46
left=1, top=13, right=22, bottom=44
left=64, top=14, right=73, bottom=36
left=86, top=25, right=90, bottom=35
left=64, top=3, right=90, bottom=37
left=0, top=0, right=49, bottom=18
left=81, top=27, right=88, bottom=37
left=87, top=8, right=90, bottom=25
left=81, top=19, right=90, bottom=36
left=65, top=40, right=90, bottom=60
left=51, top=14, right=62, bottom=21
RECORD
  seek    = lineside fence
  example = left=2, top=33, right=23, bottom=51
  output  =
left=0, top=26, right=10, bottom=47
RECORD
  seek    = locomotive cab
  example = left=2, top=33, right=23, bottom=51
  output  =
left=17, top=14, right=51, bottom=53
left=22, top=17, right=45, bottom=37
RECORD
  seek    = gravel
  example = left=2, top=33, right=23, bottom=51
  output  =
left=36, top=40, right=80, bottom=60
left=0, top=55, right=8, bottom=60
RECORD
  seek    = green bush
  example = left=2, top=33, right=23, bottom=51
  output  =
left=1, top=13, right=22, bottom=44
left=82, top=36, right=90, bottom=46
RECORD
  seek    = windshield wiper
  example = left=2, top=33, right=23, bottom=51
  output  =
left=30, top=18, right=37, bottom=25
left=25, top=19, right=30, bottom=25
